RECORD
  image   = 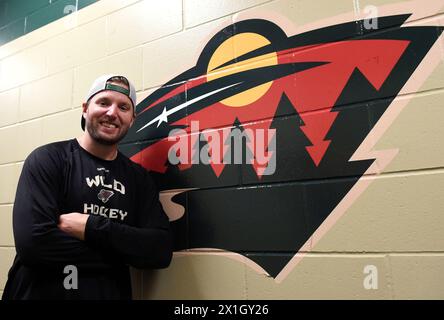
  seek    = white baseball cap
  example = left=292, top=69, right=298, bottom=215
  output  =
left=81, top=74, right=137, bottom=130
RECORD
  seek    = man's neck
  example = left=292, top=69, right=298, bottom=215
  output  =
left=77, top=135, right=118, bottom=160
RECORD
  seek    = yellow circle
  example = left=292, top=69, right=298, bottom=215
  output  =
left=206, top=33, right=277, bottom=107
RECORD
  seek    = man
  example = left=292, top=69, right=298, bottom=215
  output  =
left=2, top=75, right=172, bottom=300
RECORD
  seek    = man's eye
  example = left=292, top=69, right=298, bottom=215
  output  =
left=120, top=105, right=129, bottom=111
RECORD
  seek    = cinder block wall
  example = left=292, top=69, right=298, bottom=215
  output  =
left=0, top=0, right=443, bottom=299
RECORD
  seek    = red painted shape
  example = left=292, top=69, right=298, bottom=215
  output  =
left=281, top=39, right=409, bottom=165
left=134, top=39, right=410, bottom=172
left=132, top=138, right=177, bottom=173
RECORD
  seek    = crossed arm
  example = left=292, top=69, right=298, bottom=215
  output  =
left=14, top=147, right=173, bottom=270
left=58, top=213, right=88, bottom=240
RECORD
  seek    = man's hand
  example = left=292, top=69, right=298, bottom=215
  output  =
left=58, top=213, right=89, bottom=240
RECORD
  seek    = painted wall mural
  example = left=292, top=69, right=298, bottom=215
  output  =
left=119, top=13, right=442, bottom=281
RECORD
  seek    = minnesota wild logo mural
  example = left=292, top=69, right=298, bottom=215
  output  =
left=119, top=13, right=443, bottom=280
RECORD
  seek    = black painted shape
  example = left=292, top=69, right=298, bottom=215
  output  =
left=230, top=117, right=252, bottom=167
left=241, top=92, right=373, bottom=185
left=169, top=191, right=188, bottom=251
left=361, top=26, right=444, bottom=99
left=218, top=15, right=411, bottom=70
left=117, top=141, right=141, bottom=160
left=179, top=177, right=362, bottom=277
left=273, top=93, right=298, bottom=118
left=367, top=98, right=393, bottom=129
left=243, top=177, right=360, bottom=277
left=366, top=27, right=444, bottom=127
left=321, top=69, right=376, bottom=177
left=241, top=101, right=311, bottom=185
left=303, top=178, right=359, bottom=236
left=187, top=183, right=308, bottom=253
left=117, top=18, right=444, bottom=278
left=121, top=17, right=441, bottom=160
left=148, top=130, right=242, bottom=191
left=121, top=90, right=187, bottom=144
left=245, top=253, right=295, bottom=278
left=123, top=61, right=327, bottom=145
left=127, top=23, right=237, bottom=115
left=190, top=63, right=326, bottom=119
left=150, top=163, right=190, bottom=191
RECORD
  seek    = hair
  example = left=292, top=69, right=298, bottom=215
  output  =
left=107, top=76, right=129, bottom=88
left=85, top=76, right=132, bottom=110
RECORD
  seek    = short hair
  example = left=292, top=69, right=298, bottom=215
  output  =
left=107, top=76, right=129, bottom=88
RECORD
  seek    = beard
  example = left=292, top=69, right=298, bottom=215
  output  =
left=86, top=119, right=130, bottom=146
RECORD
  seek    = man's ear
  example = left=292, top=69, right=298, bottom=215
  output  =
left=82, top=102, right=88, bottom=115
left=129, top=114, right=135, bottom=128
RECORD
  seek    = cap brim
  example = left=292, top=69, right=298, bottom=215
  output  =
left=81, top=115, right=85, bottom=131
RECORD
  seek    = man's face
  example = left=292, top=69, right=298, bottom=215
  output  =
left=82, top=85, right=135, bottom=146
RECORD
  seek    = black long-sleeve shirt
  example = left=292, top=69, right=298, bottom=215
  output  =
left=2, top=139, right=172, bottom=300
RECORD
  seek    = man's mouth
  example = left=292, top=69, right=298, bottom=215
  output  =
left=100, top=121, right=119, bottom=129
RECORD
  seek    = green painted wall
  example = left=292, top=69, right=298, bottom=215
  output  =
left=0, top=0, right=99, bottom=46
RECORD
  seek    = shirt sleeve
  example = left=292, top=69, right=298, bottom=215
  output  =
left=84, top=169, right=173, bottom=269
left=13, top=146, right=121, bottom=270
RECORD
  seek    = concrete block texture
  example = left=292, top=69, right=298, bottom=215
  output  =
left=0, top=247, right=16, bottom=290
left=389, top=254, right=444, bottom=299
left=0, top=0, right=443, bottom=300
left=0, top=205, right=14, bottom=247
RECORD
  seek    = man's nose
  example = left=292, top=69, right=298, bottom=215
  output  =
left=106, top=104, right=118, bottom=117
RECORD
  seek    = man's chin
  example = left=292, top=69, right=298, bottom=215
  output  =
left=95, top=136, right=121, bottom=146
left=87, top=127, right=128, bottom=146
left=95, top=132, right=128, bottom=145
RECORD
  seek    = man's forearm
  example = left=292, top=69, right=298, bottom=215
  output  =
left=58, top=212, right=89, bottom=240
left=85, top=215, right=173, bottom=269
